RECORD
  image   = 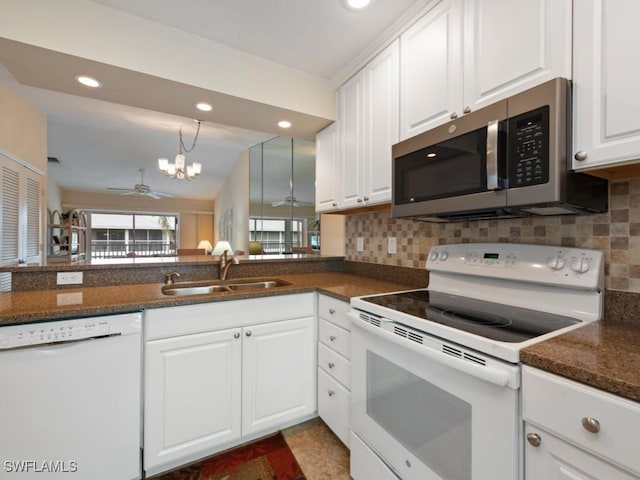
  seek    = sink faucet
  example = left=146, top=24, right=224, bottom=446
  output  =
left=164, top=271, right=181, bottom=285
left=219, top=249, right=239, bottom=281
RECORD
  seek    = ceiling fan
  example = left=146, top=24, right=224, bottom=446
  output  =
left=271, top=196, right=313, bottom=207
left=107, top=168, right=174, bottom=199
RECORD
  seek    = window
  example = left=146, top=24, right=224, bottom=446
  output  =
left=249, top=217, right=304, bottom=254
left=90, top=213, right=177, bottom=258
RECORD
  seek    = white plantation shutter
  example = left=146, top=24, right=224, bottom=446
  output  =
left=25, top=173, right=42, bottom=262
left=1, top=163, right=20, bottom=266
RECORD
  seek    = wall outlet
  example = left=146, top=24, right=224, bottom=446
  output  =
left=388, top=237, right=397, bottom=254
left=57, top=271, right=83, bottom=285
left=357, top=236, right=364, bottom=252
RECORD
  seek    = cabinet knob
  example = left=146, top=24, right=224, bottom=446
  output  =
left=328, top=362, right=335, bottom=369
left=328, top=390, right=335, bottom=397
left=463, top=106, right=471, bottom=114
left=357, top=197, right=363, bottom=203
left=450, top=112, right=458, bottom=120
left=332, top=202, right=337, bottom=207
left=526, top=433, right=542, bottom=447
left=329, top=335, right=337, bottom=342
left=574, top=151, right=588, bottom=162
left=245, top=331, right=252, bottom=337
left=581, top=417, right=600, bottom=433
left=233, top=332, right=240, bottom=339
left=329, top=308, right=336, bottom=315
left=363, top=196, right=369, bottom=201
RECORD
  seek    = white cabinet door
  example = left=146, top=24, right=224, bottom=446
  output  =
left=525, top=426, right=639, bottom=480
left=463, top=0, right=571, bottom=112
left=339, top=70, right=366, bottom=209
left=338, top=40, right=399, bottom=208
left=0, top=153, right=43, bottom=270
left=144, top=328, right=242, bottom=473
left=242, top=317, right=316, bottom=436
left=573, top=0, right=640, bottom=170
left=315, top=123, right=339, bottom=212
left=365, top=38, right=399, bottom=205
left=400, top=0, right=463, bottom=139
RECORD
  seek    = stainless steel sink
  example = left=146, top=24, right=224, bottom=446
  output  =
left=161, top=279, right=290, bottom=296
left=226, top=280, right=290, bottom=291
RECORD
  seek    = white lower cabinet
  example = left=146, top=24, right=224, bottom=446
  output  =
left=144, top=294, right=316, bottom=476
left=523, top=366, right=640, bottom=479
left=317, top=294, right=351, bottom=447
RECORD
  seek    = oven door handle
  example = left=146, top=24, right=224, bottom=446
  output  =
left=352, top=316, right=517, bottom=389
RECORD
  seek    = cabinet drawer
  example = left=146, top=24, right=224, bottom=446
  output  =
left=318, top=318, right=350, bottom=359
left=318, top=295, right=351, bottom=331
left=351, top=432, right=400, bottom=480
left=318, top=368, right=350, bottom=448
left=318, top=342, right=350, bottom=389
left=523, top=366, right=640, bottom=475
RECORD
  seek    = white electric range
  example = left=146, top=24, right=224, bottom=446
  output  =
left=349, top=242, right=604, bottom=480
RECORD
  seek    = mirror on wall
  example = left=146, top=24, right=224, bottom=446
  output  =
left=249, top=136, right=317, bottom=254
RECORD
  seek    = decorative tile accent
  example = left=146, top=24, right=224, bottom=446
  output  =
left=345, top=179, right=640, bottom=293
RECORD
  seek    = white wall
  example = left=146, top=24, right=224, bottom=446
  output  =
left=215, top=150, right=250, bottom=253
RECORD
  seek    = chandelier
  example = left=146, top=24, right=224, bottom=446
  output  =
left=158, top=120, right=203, bottom=180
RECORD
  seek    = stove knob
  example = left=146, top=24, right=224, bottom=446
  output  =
left=571, top=257, right=590, bottom=273
left=547, top=256, right=565, bottom=270
left=439, top=251, right=449, bottom=261
left=429, top=251, right=439, bottom=261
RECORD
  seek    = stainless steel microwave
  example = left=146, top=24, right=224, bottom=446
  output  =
left=391, top=78, right=608, bottom=222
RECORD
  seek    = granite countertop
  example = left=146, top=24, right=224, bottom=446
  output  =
left=521, top=321, right=640, bottom=403
left=0, top=272, right=414, bottom=326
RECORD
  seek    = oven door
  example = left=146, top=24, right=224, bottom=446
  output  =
left=350, top=316, right=522, bottom=480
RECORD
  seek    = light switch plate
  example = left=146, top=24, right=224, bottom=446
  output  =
left=357, top=237, right=364, bottom=252
left=388, top=237, right=397, bottom=254
left=57, top=271, right=83, bottom=285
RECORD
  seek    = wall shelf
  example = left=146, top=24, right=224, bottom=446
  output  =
left=47, top=209, right=87, bottom=263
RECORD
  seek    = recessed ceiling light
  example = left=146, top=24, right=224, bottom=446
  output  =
left=196, top=102, right=213, bottom=112
left=344, top=0, right=371, bottom=10
left=75, top=75, right=102, bottom=88
left=278, top=120, right=292, bottom=129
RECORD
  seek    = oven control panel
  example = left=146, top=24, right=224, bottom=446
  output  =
left=427, top=243, right=604, bottom=290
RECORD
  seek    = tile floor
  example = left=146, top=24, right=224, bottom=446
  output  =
left=148, top=417, right=350, bottom=480
left=282, top=417, right=351, bottom=480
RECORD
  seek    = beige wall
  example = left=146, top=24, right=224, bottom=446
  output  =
left=214, top=150, right=250, bottom=253
left=321, top=213, right=346, bottom=256
left=62, top=189, right=214, bottom=213
left=0, top=85, right=47, bottom=170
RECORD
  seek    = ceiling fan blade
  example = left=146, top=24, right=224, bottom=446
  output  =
left=149, top=190, right=174, bottom=198
left=107, top=187, right=137, bottom=193
left=146, top=191, right=162, bottom=200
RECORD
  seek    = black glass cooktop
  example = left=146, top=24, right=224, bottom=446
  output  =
left=362, top=290, right=580, bottom=343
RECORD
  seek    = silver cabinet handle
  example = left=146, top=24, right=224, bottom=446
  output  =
left=582, top=417, right=600, bottom=433
left=233, top=332, right=240, bottom=339
left=329, top=335, right=337, bottom=341
left=450, top=112, right=458, bottom=119
left=357, top=197, right=363, bottom=203
left=363, top=196, right=369, bottom=201
left=245, top=331, right=252, bottom=337
left=486, top=119, right=499, bottom=191
left=329, top=308, right=336, bottom=315
left=332, top=202, right=337, bottom=207
left=526, top=433, right=541, bottom=447
left=328, top=390, right=335, bottom=397
left=463, top=106, right=471, bottom=114
left=574, top=151, right=588, bottom=162
left=328, top=362, right=335, bottom=369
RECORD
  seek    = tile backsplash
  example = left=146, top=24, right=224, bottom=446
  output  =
left=345, top=178, right=640, bottom=293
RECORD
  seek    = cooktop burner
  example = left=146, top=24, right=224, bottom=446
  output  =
left=362, top=290, right=580, bottom=343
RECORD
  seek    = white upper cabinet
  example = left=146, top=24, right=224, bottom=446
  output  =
left=315, top=123, right=339, bottom=212
left=572, top=0, right=640, bottom=171
left=339, top=39, right=400, bottom=209
left=399, top=0, right=571, bottom=140
left=400, top=0, right=463, bottom=139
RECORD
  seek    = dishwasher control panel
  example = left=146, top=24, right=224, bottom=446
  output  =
left=0, top=312, right=142, bottom=349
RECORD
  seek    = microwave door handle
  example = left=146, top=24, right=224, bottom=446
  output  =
left=486, top=119, right=499, bottom=190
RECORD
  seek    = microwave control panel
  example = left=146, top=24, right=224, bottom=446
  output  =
left=508, top=106, right=549, bottom=188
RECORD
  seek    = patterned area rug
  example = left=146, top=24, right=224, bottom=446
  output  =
left=153, top=432, right=306, bottom=480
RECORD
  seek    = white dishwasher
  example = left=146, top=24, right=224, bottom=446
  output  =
left=0, top=312, right=142, bottom=479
